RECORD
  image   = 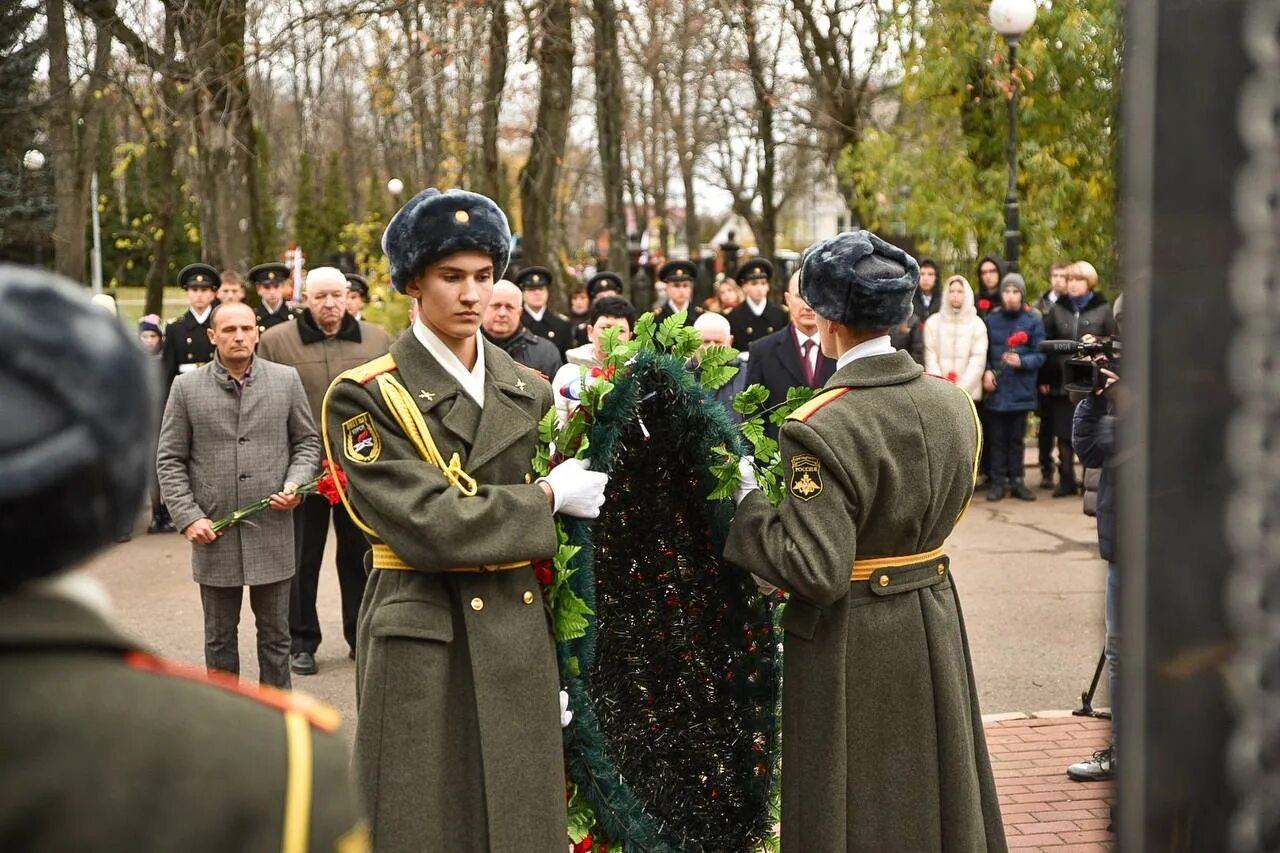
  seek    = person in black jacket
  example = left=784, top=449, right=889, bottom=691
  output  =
left=974, top=255, right=1003, bottom=319
left=482, top=280, right=564, bottom=379
left=1040, top=261, right=1116, bottom=497
left=1034, top=261, right=1071, bottom=487
left=727, top=257, right=788, bottom=348
left=745, top=271, right=836, bottom=437
left=1066, top=293, right=1124, bottom=783
left=516, top=265, right=572, bottom=356
left=160, top=263, right=220, bottom=392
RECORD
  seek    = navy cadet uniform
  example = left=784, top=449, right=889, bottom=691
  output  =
left=517, top=265, right=573, bottom=357
left=0, top=264, right=367, bottom=853
left=576, top=271, right=625, bottom=346
left=727, top=257, right=789, bottom=348
left=160, top=263, right=219, bottom=390
left=249, top=262, right=302, bottom=333
left=652, top=259, right=706, bottom=325
left=345, top=273, right=370, bottom=319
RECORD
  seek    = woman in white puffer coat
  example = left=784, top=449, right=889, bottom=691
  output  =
left=924, top=275, right=989, bottom=401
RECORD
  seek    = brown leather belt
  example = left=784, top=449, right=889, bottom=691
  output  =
left=370, top=543, right=531, bottom=574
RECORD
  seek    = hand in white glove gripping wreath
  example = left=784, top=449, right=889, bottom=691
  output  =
left=537, top=457, right=609, bottom=518
left=734, top=455, right=760, bottom=505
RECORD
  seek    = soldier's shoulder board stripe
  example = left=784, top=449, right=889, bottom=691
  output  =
left=337, top=353, right=398, bottom=386
left=787, top=387, right=852, bottom=423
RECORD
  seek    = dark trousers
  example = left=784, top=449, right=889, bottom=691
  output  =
left=199, top=579, right=292, bottom=689
left=977, top=401, right=991, bottom=480
left=987, top=410, right=1030, bottom=485
left=291, top=494, right=369, bottom=655
left=1037, top=396, right=1056, bottom=477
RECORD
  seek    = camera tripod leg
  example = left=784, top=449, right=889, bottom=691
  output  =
left=1072, top=649, right=1111, bottom=718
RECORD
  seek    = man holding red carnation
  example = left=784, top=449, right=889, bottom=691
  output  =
left=981, top=272, right=1046, bottom=501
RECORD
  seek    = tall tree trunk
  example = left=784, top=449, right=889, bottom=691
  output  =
left=144, top=11, right=182, bottom=315
left=517, top=0, right=573, bottom=270
left=180, top=0, right=258, bottom=270
left=742, top=0, right=775, bottom=267
left=591, top=0, right=628, bottom=287
left=680, top=152, right=699, bottom=262
left=47, top=0, right=109, bottom=282
left=479, top=0, right=508, bottom=203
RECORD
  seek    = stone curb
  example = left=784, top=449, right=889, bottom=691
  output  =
left=982, top=709, right=1112, bottom=723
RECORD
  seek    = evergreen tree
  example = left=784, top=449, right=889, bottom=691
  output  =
left=0, top=1, right=52, bottom=265
left=845, top=0, right=1121, bottom=290
left=318, top=151, right=351, bottom=264
left=252, top=126, right=280, bottom=263
left=293, top=153, right=323, bottom=264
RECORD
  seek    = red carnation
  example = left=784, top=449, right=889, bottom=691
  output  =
left=533, top=559, right=553, bottom=586
left=315, top=460, right=348, bottom=506
left=978, top=298, right=991, bottom=312
left=1007, top=330, right=1029, bottom=347
left=946, top=370, right=958, bottom=383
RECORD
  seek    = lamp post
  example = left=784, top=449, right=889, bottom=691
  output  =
left=988, top=0, right=1037, bottom=273
left=387, top=177, right=404, bottom=209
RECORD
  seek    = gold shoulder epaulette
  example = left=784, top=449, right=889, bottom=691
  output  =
left=787, top=387, right=852, bottom=423
left=337, top=353, right=398, bottom=386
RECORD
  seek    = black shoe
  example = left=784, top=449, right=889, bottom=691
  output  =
left=1067, top=746, right=1115, bottom=782
left=976, top=474, right=991, bottom=490
left=1010, top=480, right=1036, bottom=501
left=290, top=652, right=318, bottom=676
left=1039, top=472, right=1055, bottom=489
left=348, top=648, right=356, bottom=661
left=986, top=483, right=1007, bottom=501
left=1052, top=483, right=1078, bottom=498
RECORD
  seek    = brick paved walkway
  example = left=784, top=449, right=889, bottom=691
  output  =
left=986, top=713, right=1114, bottom=850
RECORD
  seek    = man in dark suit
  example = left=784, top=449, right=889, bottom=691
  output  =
left=745, top=270, right=836, bottom=436
left=161, top=263, right=220, bottom=391
left=517, top=265, right=572, bottom=356
left=727, top=257, right=788, bottom=348
left=653, top=259, right=705, bottom=326
left=249, top=262, right=301, bottom=333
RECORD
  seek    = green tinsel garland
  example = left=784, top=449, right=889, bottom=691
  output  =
left=554, top=339, right=781, bottom=852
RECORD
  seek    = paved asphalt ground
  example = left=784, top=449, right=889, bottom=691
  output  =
left=85, top=480, right=1107, bottom=726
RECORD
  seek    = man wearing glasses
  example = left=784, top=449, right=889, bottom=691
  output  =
left=257, top=267, right=392, bottom=676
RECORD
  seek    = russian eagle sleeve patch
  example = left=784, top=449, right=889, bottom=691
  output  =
left=342, top=412, right=382, bottom=463
left=789, top=453, right=823, bottom=501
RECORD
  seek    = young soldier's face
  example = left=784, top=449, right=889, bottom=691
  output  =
left=408, top=251, right=495, bottom=344
left=346, top=290, right=366, bottom=316
left=187, top=285, right=216, bottom=312
left=523, top=285, right=549, bottom=311
left=667, top=280, right=692, bottom=308
left=257, top=282, right=284, bottom=307
left=742, top=278, right=769, bottom=303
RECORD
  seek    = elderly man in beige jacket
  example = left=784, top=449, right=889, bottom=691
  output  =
left=257, top=267, right=392, bottom=675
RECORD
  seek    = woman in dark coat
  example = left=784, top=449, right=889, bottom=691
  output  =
left=982, top=273, right=1045, bottom=501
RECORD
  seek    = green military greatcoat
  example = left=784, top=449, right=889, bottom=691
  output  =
left=323, top=332, right=566, bottom=853
left=726, top=349, right=1007, bottom=852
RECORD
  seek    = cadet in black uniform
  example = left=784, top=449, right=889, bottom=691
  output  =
left=653, top=259, right=705, bottom=326
left=727, top=257, right=789, bottom=348
left=161, top=263, right=220, bottom=391
left=345, top=273, right=370, bottom=319
left=517, top=265, right=572, bottom=357
left=250, top=263, right=300, bottom=333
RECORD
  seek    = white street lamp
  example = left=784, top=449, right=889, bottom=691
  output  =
left=386, top=177, right=404, bottom=198
left=988, top=0, right=1037, bottom=272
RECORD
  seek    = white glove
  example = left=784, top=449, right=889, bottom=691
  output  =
left=735, top=456, right=760, bottom=505
left=538, top=458, right=609, bottom=518
left=560, top=689, right=573, bottom=728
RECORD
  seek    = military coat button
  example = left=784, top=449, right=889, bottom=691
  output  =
left=746, top=327, right=754, bottom=335
left=937, top=563, right=946, bottom=575
left=470, top=597, right=484, bottom=611
left=878, top=575, right=890, bottom=588
left=186, top=337, right=192, bottom=344
left=548, top=331, right=556, bottom=338
left=522, top=591, right=535, bottom=605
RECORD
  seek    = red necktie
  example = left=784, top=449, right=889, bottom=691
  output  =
left=801, top=339, right=817, bottom=387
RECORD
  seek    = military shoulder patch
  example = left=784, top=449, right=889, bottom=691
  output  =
left=789, top=453, right=823, bottom=501
left=787, top=387, right=852, bottom=423
left=342, top=412, right=382, bottom=463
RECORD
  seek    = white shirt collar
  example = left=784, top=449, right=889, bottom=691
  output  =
left=746, top=296, right=768, bottom=316
left=667, top=299, right=690, bottom=314
left=793, top=327, right=819, bottom=348
left=263, top=298, right=284, bottom=314
left=32, top=572, right=115, bottom=621
left=192, top=306, right=213, bottom=324
left=526, top=306, right=546, bottom=322
left=920, top=293, right=933, bottom=306
left=412, top=320, right=486, bottom=407
left=835, top=335, right=895, bottom=371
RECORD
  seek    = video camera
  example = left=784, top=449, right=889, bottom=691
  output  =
left=1038, top=337, right=1122, bottom=394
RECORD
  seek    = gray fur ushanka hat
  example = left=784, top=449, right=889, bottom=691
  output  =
left=382, top=188, right=512, bottom=293
left=799, top=230, right=919, bottom=329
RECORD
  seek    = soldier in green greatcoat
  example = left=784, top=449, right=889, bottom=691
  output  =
left=0, top=264, right=366, bottom=853
left=322, top=188, right=608, bottom=851
left=726, top=231, right=1007, bottom=852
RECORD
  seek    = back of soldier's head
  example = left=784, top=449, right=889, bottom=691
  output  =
left=0, top=265, right=156, bottom=589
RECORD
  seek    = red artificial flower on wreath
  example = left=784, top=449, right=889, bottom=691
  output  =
left=588, top=365, right=616, bottom=380
left=946, top=370, right=958, bottom=383
left=573, top=836, right=594, bottom=853
left=977, top=298, right=991, bottom=312
left=1007, top=330, right=1029, bottom=348
left=533, top=559, right=553, bottom=586
left=315, top=460, right=348, bottom=506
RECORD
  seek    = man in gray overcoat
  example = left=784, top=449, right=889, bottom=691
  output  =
left=158, top=301, right=321, bottom=689
left=728, top=231, right=1006, bottom=852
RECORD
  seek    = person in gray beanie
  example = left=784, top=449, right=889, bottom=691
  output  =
left=726, top=231, right=1006, bottom=852
left=0, top=265, right=365, bottom=852
left=981, top=271, right=1046, bottom=501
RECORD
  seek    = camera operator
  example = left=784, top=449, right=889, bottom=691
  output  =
left=1066, top=294, right=1125, bottom=784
